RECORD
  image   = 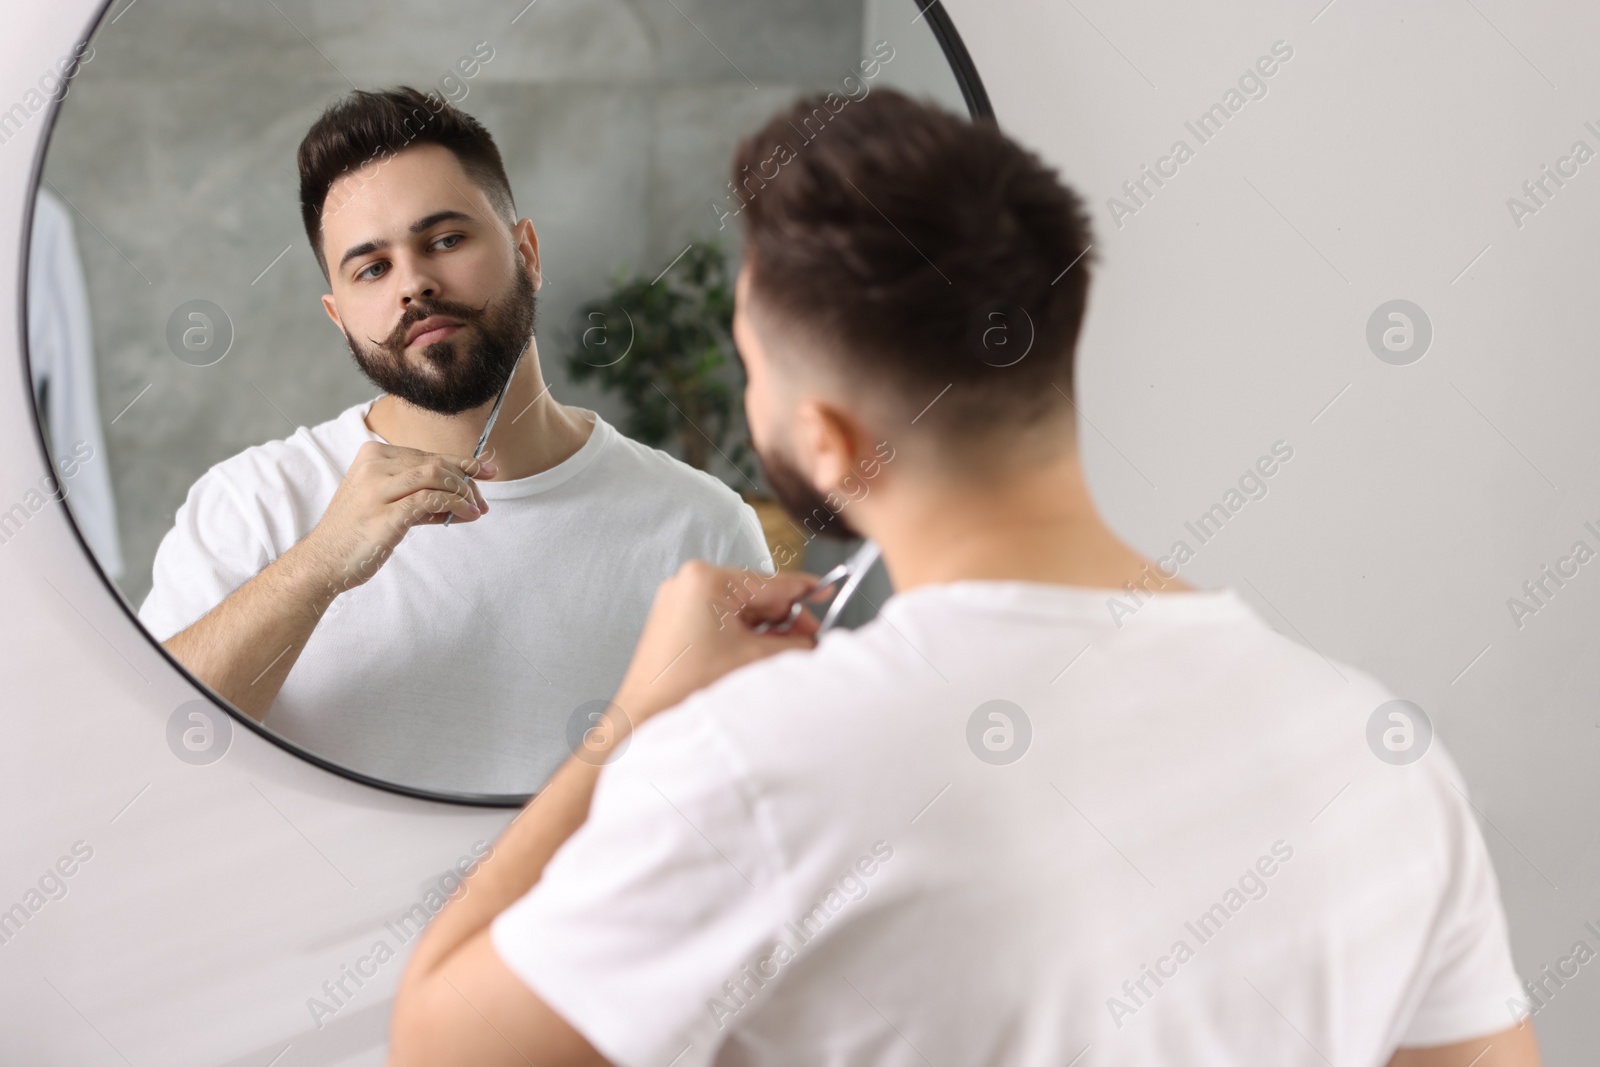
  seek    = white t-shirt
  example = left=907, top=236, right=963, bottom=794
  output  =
left=492, top=580, right=1525, bottom=1066
left=138, top=396, right=773, bottom=795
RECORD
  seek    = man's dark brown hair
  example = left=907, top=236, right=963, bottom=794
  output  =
left=298, top=86, right=516, bottom=276
left=731, top=88, right=1095, bottom=453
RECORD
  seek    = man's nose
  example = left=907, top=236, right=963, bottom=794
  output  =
left=396, top=259, right=442, bottom=306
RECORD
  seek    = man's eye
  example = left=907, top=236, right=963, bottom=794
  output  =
left=356, top=261, right=387, bottom=281
left=434, top=234, right=463, bottom=250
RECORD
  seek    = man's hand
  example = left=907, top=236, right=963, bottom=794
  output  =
left=300, top=440, right=496, bottom=598
left=610, top=561, right=826, bottom=732
left=162, top=441, right=496, bottom=721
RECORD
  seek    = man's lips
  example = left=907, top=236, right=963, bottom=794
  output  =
left=405, top=316, right=465, bottom=347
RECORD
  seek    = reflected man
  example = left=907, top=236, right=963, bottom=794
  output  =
left=139, top=87, right=771, bottom=795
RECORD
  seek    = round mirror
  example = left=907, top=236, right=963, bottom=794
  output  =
left=25, top=0, right=989, bottom=804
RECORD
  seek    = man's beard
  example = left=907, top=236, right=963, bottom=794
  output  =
left=755, top=434, right=861, bottom=543
left=343, top=269, right=536, bottom=416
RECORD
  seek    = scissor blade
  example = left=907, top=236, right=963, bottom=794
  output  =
left=816, top=539, right=881, bottom=634
left=442, top=346, right=522, bottom=528
left=472, top=355, right=518, bottom=459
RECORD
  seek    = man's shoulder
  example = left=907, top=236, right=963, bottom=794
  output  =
left=593, top=416, right=753, bottom=516
left=184, top=399, right=368, bottom=514
left=634, top=605, right=1420, bottom=787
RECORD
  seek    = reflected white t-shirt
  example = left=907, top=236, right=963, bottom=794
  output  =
left=138, top=396, right=773, bottom=795
left=492, top=581, right=1525, bottom=1066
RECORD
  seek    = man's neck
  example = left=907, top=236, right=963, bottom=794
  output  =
left=363, top=340, right=593, bottom=480
left=861, top=446, right=1199, bottom=597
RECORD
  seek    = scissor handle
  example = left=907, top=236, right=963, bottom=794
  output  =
left=751, top=600, right=806, bottom=635
left=749, top=543, right=879, bottom=636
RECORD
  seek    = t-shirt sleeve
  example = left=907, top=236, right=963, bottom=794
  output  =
left=1398, top=767, right=1530, bottom=1046
left=137, top=473, right=276, bottom=643
left=713, top=497, right=777, bottom=576
left=490, top=702, right=784, bottom=1067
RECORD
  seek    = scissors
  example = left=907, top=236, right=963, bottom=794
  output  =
left=752, top=539, right=881, bottom=636
left=441, top=344, right=524, bottom=528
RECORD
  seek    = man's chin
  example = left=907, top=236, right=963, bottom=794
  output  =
left=410, top=335, right=469, bottom=366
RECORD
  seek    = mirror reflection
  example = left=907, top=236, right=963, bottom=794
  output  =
left=28, top=0, right=972, bottom=799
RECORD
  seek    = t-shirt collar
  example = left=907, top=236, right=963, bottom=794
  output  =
left=344, top=395, right=611, bottom=500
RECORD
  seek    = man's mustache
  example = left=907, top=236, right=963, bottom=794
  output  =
left=368, top=298, right=489, bottom=353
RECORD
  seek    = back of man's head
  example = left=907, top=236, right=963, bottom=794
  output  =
left=731, top=88, right=1096, bottom=472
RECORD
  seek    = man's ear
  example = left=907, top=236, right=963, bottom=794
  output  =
left=513, top=217, right=541, bottom=290
left=794, top=397, right=870, bottom=498
left=320, top=293, right=343, bottom=331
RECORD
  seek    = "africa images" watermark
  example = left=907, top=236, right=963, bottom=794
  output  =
left=0, top=41, right=95, bottom=148
left=706, top=839, right=894, bottom=1029
left=305, top=840, right=494, bottom=1028
left=0, top=440, right=98, bottom=550
left=1505, top=120, right=1600, bottom=230
left=708, top=41, right=896, bottom=232
left=1105, top=838, right=1294, bottom=1029
left=711, top=440, right=897, bottom=630
left=319, top=41, right=496, bottom=228
left=1105, top=440, right=1294, bottom=627
left=1505, top=520, right=1600, bottom=630
left=1107, top=39, right=1294, bottom=230
left=0, top=840, right=94, bottom=947
left=1506, top=917, right=1600, bottom=1024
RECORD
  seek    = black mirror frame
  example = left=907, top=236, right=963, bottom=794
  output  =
left=17, top=0, right=994, bottom=809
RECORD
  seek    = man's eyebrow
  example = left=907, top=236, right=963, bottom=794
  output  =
left=338, top=238, right=383, bottom=272
left=410, top=209, right=474, bottom=234
left=337, top=211, right=478, bottom=272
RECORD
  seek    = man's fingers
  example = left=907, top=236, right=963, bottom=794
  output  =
left=401, top=487, right=483, bottom=526
left=452, top=467, right=489, bottom=513
left=456, top=454, right=498, bottom=480
left=380, top=457, right=493, bottom=513
left=681, top=565, right=836, bottom=634
left=743, top=574, right=834, bottom=634
left=780, top=607, right=822, bottom=638
left=373, top=442, right=496, bottom=478
left=442, top=455, right=494, bottom=512
left=723, top=569, right=825, bottom=618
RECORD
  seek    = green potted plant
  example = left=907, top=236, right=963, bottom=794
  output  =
left=566, top=241, right=804, bottom=569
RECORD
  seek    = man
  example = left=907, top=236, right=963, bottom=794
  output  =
left=388, top=90, right=1539, bottom=1065
left=138, top=87, right=771, bottom=795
